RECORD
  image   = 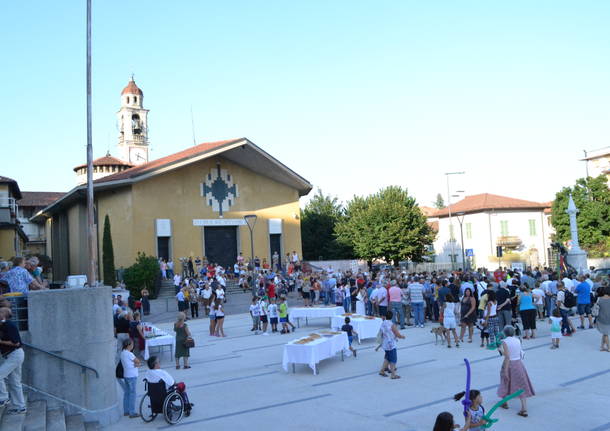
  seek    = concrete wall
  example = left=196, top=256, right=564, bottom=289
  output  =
left=24, top=287, right=119, bottom=425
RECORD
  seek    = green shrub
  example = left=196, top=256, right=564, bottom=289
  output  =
left=123, top=252, right=159, bottom=298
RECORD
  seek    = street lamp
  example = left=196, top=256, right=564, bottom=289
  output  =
left=456, top=212, right=467, bottom=271
left=445, top=171, right=465, bottom=270
left=243, top=214, right=257, bottom=267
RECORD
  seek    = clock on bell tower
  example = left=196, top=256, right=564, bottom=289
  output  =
left=117, top=77, right=149, bottom=165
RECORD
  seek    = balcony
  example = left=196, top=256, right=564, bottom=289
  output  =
left=497, top=236, right=523, bottom=248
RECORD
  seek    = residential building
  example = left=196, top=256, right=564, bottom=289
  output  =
left=428, top=193, right=553, bottom=269
left=0, top=176, right=27, bottom=259
left=581, top=147, right=610, bottom=180
left=17, top=192, right=65, bottom=255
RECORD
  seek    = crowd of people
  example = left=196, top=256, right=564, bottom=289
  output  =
left=117, top=257, right=610, bottom=425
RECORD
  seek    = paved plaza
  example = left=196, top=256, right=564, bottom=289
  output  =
left=107, top=309, right=610, bottom=431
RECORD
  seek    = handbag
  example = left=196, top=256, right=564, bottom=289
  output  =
left=592, top=300, right=600, bottom=318
left=184, top=337, right=195, bottom=348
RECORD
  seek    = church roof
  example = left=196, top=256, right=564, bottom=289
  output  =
left=73, top=153, right=134, bottom=171
left=432, top=193, right=550, bottom=218
left=34, top=138, right=312, bottom=219
left=121, top=79, right=143, bottom=96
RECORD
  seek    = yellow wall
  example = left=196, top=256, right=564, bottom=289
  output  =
left=45, top=218, right=52, bottom=257
left=67, top=203, right=87, bottom=275
left=96, top=187, right=134, bottom=279
left=96, top=156, right=304, bottom=268
left=0, top=229, right=16, bottom=260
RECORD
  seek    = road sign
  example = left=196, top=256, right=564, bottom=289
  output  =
left=466, top=248, right=474, bottom=257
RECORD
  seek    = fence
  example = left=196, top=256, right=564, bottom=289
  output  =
left=5, top=295, right=28, bottom=330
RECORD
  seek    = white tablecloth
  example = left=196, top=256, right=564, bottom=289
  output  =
left=282, top=332, right=349, bottom=374
left=330, top=315, right=383, bottom=343
left=143, top=334, right=176, bottom=360
left=289, top=306, right=344, bottom=324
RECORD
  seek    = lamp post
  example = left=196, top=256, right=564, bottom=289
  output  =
left=456, top=212, right=467, bottom=270
left=244, top=214, right=257, bottom=266
left=445, top=171, right=465, bottom=270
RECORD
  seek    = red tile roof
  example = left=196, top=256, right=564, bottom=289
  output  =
left=427, top=220, right=439, bottom=232
left=73, top=154, right=134, bottom=171
left=121, top=79, right=143, bottom=96
left=419, top=206, right=437, bottom=217
left=433, top=193, right=550, bottom=217
left=18, top=192, right=65, bottom=207
left=95, top=138, right=243, bottom=183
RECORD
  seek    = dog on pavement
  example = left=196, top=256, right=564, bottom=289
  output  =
left=431, top=326, right=447, bottom=345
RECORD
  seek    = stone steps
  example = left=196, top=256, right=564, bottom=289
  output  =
left=0, top=397, right=99, bottom=431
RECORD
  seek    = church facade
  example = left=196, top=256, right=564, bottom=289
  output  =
left=35, top=80, right=312, bottom=282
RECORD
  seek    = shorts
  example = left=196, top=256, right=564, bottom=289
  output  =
left=443, top=317, right=457, bottom=329
left=270, top=317, right=278, bottom=325
left=260, top=315, right=268, bottom=323
left=577, top=303, right=591, bottom=316
left=280, top=317, right=288, bottom=323
left=348, top=335, right=353, bottom=346
left=302, top=291, right=310, bottom=299
left=215, top=316, right=224, bottom=321
left=209, top=315, right=216, bottom=320
left=384, top=348, right=397, bottom=364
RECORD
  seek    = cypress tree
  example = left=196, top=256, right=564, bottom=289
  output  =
left=102, top=214, right=117, bottom=287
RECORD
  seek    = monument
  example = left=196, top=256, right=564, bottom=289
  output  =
left=565, top=194, right=588, bottom=273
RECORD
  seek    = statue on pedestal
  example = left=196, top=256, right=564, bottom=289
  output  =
left=565, top=194, right=588, bottom=274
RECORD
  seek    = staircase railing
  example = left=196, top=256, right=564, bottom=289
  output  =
left=22, top=342, right=100, bottom=378
left=21, top=341, right=99, bottom=410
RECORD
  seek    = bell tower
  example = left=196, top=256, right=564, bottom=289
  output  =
left=117, top=77, right=149, bottom=165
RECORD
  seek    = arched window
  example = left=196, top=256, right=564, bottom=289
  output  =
left=127, top=96, right=130, bottom=104
left=134, top=96, right=138, bottom=104
left=132, top=114, right=142, bottom=135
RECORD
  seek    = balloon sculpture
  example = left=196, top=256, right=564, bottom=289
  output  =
left=486, top=332, right=505, bottom=350
left=481, top=389, right=524, bottom=428
left=462, top=358, right=472, bottom=418
left=462, top=357, right=524, bottom=429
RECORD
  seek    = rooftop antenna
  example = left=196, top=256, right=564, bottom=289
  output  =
left=190, top=105, right=197, bottom=146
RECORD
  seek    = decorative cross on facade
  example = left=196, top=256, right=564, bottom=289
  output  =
left=200, top=164, right=238, bottom=217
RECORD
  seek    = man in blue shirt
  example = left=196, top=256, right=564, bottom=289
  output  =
left=575, top=275, right=593, bottom=329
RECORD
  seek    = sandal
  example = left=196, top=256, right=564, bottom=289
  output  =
left=391, top=375, right=401, bottom=379
left=379, top=372, right=388, bottom=377
left=500, top=403, right=509, bottom=409
left=176, top=366, right=180, bottom=370
left=184, top=366, right=191, bottom=369
left=517, top=410, right=528, bottom=417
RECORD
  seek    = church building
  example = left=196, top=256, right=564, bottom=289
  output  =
left=35, top=79, right=312, bottom=282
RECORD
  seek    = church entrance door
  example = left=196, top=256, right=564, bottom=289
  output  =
left=204, top=226, right=237, bottom=269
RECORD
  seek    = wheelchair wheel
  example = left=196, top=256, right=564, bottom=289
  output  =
left=139, top=394, right=157, bottom=422
left=163, top=392, right=185, bottom=424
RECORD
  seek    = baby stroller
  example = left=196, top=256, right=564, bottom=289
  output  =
left=139, top=379, right=193, bottom=425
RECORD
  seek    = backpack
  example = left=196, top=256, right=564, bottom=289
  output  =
left=115, top=361, right=124, bottom=379
left=563, top=290, right=576, bottom=308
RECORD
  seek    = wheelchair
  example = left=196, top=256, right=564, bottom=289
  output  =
left=139, top=379, right=193, bottom=424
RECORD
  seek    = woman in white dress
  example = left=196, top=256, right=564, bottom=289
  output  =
left=356, top=286, right=366, bottom=315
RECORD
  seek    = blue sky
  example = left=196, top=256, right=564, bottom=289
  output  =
left=2, top=1, right=609, bottom=207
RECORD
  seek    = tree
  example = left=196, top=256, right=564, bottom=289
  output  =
left=102, top=214, right=116, bottom=287
left=433, top=193, right=445, bottom=209
left=335, top=186, right=436, bottom=264
left=550, top=175, right=610, bottom=257
left=301, top=189, right=353, bottom=260
left=123, top=252, right=160, bottom=298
